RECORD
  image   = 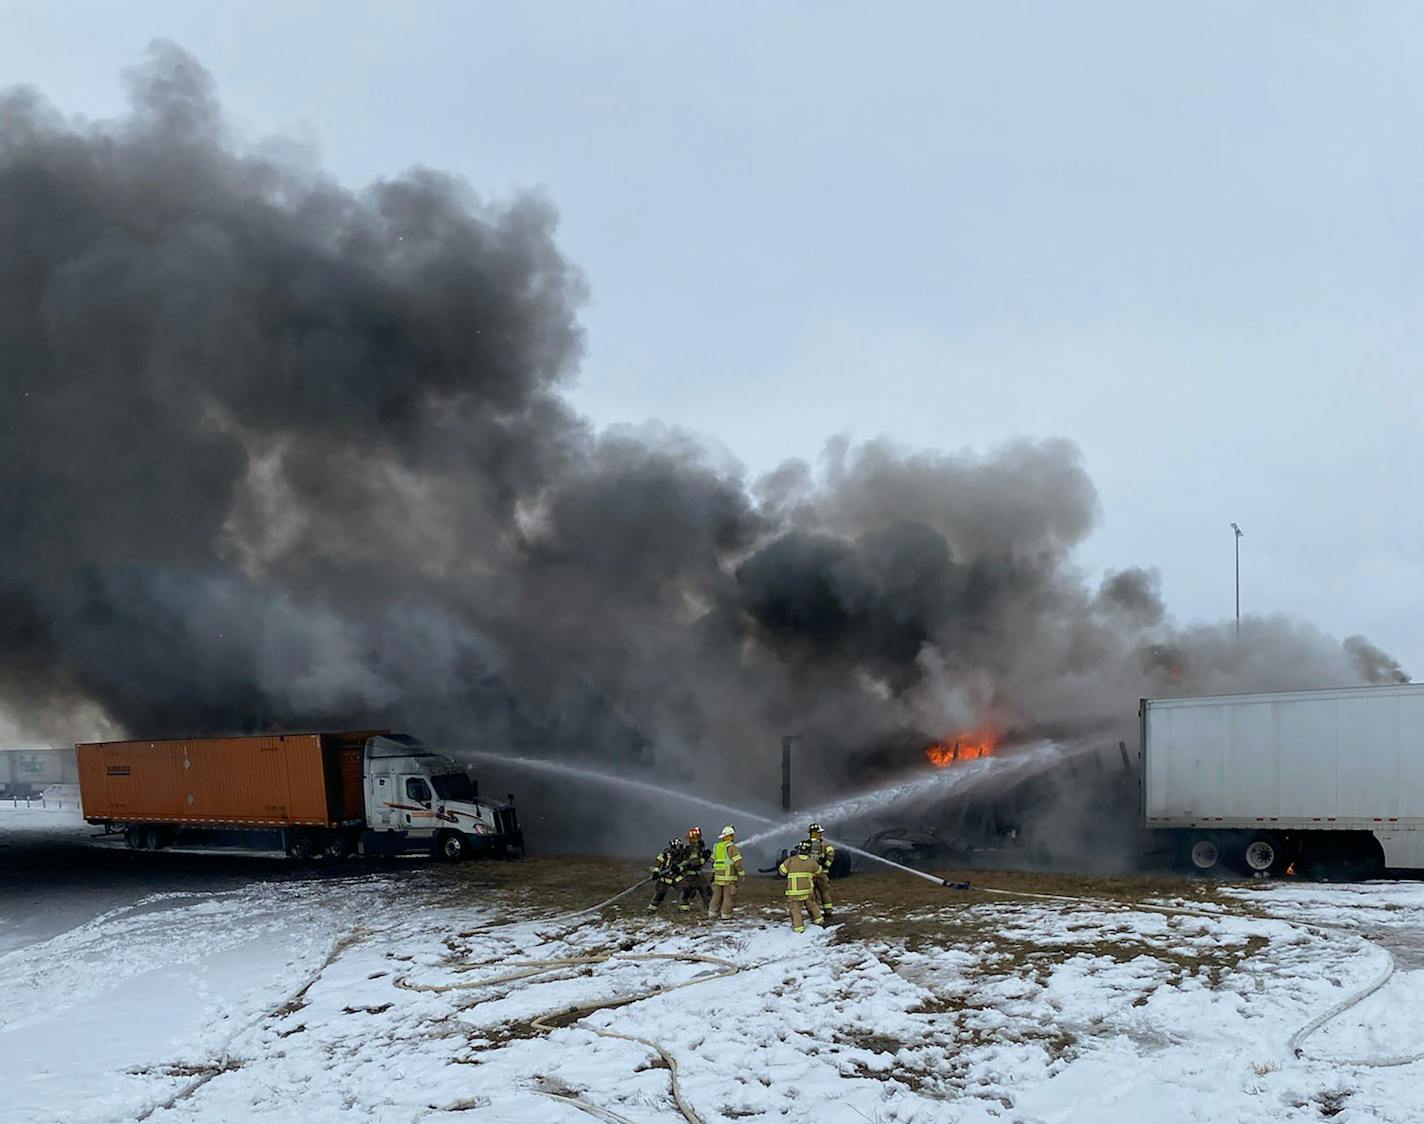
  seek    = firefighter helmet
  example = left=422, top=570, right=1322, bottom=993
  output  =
left=719, top=825, right=735, bottom=838
left=808, top=822, right=824, bottom=835
left=795, top=840, right=813, bottom=855
left=687, top=826, right=702, bottom=837
left=668, top=837, right=683, bottom=849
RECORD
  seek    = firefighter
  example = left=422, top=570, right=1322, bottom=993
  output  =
left=679, top=827, right=712, bottom=912
left=778, top=840, right=825, bottom=932
left=806, top=821, right=836, bottom=917
left=647, top=837, right=686, bottom=911
left=708, top=825, right=746, bottom=920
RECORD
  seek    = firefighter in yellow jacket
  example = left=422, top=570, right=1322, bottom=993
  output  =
left=806, top=821, right=836, bottom=917
left=708, top=825, right=746, bottom=920
left=778, top=840, right=825, bottom=932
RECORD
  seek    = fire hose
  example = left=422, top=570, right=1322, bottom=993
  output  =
left=401, top=949, right=739, bottom=1124
left=415, top=858, right=1424, bottom=1124
left=832, top=836, right=1424, bottom=1070
left=577, top=861, right=1415, bottom=1071
left=399, top=876, right=739, bottom=1124
left=952, top=882, right=1424, bottom=1069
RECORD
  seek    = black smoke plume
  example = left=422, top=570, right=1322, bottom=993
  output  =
left=0, top=45, right=1406, bottom=814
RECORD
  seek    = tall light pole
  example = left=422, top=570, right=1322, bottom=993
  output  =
left=1230, top=522, right=1243, bottom=639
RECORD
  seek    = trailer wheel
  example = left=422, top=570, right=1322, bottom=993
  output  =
left=1188, top=837, right=1221, bottom=873
left=322, top=833, right=354, bottom=860
left=143, top=827, right=165, bottom=851
left=287, top=832, right=315, bottom=861
left=436, top=831, right=468, bottom=862
left=1242, top=837, right=1283, bottom=875
left=125, top=826, right=144, bottom=850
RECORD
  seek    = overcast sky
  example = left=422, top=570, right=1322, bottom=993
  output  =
left=5, top=2, right=1422, bottom=673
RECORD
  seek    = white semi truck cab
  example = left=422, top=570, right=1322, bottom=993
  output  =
left=361, top=734, right=523, bottom=861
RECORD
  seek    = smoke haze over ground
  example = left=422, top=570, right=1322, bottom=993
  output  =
left=0, top=45, right=1407, bottom=810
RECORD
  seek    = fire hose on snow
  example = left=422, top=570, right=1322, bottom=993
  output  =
left=409, top=854, right=1424, bottom=1124
left=834, top=836, right=1424, bottom=1070
left=952, top=881, right=1424, bottom=1070
left=400, top=875, right=737, bottom=1124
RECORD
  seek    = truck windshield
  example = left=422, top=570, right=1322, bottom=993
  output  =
left=431, top=772, right=476, bottom=802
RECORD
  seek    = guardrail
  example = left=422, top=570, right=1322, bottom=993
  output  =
left=3, top=793, right=80, bottom=810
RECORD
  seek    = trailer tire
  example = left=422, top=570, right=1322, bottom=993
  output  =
left=1241, top=836, right=1285, bottom=876
left=143, top=827, right=165, bottom=851
left=287, top=832, right=316, bottom=861
left=1187, top=836, right=1221, bottom=874
left=436, top=831, right=468, bottom=862
left=322, top=833, right=355, bottom=860
left=125, top=825, right=144, bottom=850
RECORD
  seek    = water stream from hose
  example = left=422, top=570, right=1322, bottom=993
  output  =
left=462, top=744, right=1076, bottom=890
left=737, top=740, right=1073, bottom=849
left=825, top=838, right=954, bottom=885
left=461, top=750, right=783, bottom=832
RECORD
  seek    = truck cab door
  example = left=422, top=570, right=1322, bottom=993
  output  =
left=367, top=774, right=396, bottom=831
left=402, top=776, right=437, bottom=839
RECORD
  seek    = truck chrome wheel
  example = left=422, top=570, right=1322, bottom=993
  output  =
left=437, top=831, right=467, bottom=862
left=1189, top=838, right=1220, bottom=872
left=1244, top=839, right=1277, bottom=873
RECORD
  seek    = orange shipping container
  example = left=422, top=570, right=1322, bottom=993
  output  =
left=76, top=731, right=382, bottom=829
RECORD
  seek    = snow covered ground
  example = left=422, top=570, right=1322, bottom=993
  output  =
left=5, top=814, right=1424, bottom=1123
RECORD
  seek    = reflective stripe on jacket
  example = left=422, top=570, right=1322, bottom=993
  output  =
left=778, top=854, right=819, bottom=897
left=679, top=845, right=710, bottom=877
left=653, top=847, right=684, bottom=883
left=808, top=837, right=835, bottom=870
left=712, top=840, right=744, bottom=884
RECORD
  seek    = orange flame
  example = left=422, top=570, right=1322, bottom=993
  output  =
left=925, top=727, right=997, bottom=767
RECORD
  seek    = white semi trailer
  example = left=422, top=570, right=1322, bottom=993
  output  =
left=1142, top=683, right=1424, bottom=876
